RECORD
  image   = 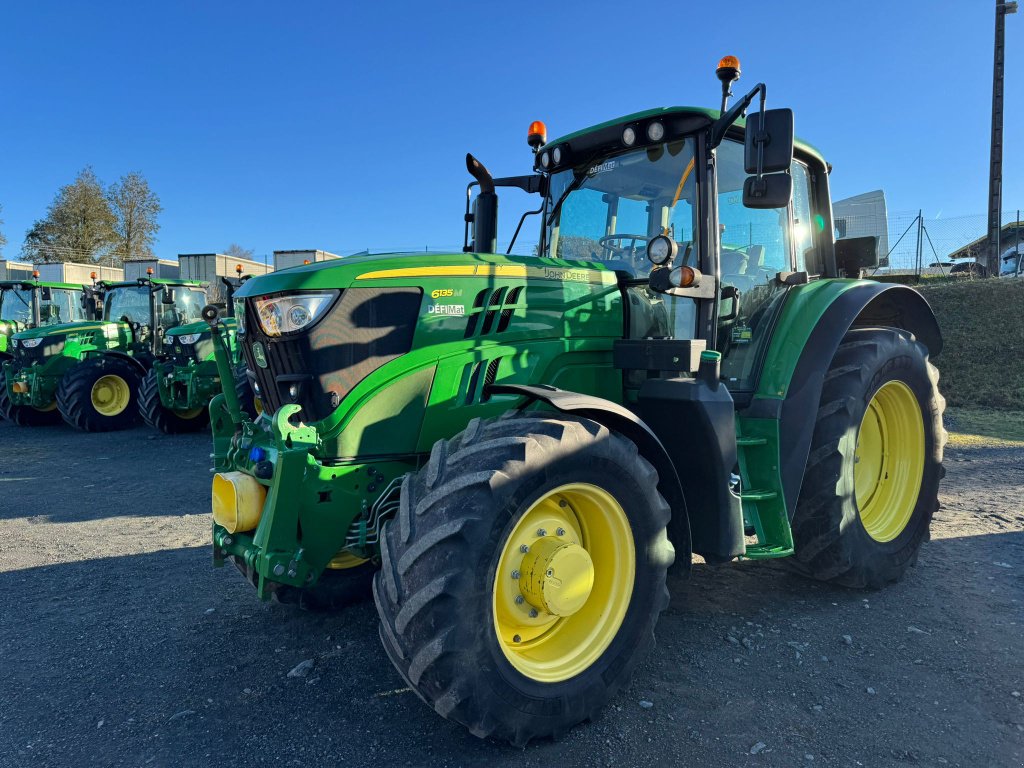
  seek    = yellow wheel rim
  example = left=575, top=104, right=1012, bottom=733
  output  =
left=90, top=374, right=131, bottom=417
left=175, top=407, right=204, bottom=420
left=327, top=550, right=369, bottom=569
left=854, top=380, right=925, bottom=543
left=35, top=400, right=58, bottom=413
left=492, top=482, right=635, bottom=683
left=254, top=397, right=264, bottom=416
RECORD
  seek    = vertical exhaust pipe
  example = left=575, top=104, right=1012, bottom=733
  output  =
left=466, top=153, right=498, bottom=254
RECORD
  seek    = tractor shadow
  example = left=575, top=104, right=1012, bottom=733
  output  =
left=0, top=420, right=210, bottom=522
left=1, top=529, right=1021, bottom=766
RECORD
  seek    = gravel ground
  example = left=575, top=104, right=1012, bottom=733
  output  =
left=0, top=419, right=1021, bottom=767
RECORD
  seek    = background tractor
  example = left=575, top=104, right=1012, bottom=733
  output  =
left=139, top=269, right=256, bottom=434
left=0, top=275, right=88, bottom=363
left=0, top=275, right=90, bottom=423
left=205, top=56, right=945, bottom=745
left=2, top=271, right=242, bottom=431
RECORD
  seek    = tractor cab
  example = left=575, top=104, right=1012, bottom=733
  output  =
left=0, top=278, right=89, bottom=357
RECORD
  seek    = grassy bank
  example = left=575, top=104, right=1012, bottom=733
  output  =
left=915, top=279, right=1023, bottom=410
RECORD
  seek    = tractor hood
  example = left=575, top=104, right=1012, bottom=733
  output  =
left=232, top=251, right=618, bottom=298
left=12, top=320, right=121, bottom=341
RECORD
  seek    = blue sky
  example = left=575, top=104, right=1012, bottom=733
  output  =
left=0, top=1, right=1020, bottom=262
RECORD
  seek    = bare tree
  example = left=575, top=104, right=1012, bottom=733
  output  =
left=23, top=167, right=118, bottom=264
left=0, top=204, right=7, bottom=256
left=225, top=243, right=255, bottom=260
left=108, top=172, right=162, bottom=262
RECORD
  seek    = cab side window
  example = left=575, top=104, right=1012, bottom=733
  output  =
left=791, top=161, right=815, bottom=273
left=716, top=139, right=793, bottom=390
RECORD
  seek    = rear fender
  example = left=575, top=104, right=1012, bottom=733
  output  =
left=747, top=280, right=942, bottom=516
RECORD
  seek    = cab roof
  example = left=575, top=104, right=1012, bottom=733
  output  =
left=0, top=279, right=84, bottom=291
left=101, top=278, right=205, bottom=288
left=547, top=106, right=826, bottom=166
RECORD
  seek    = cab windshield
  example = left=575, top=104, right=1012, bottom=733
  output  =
left=0, top=288, right=33, bottom=323
left=104, top=285, right=206, bottom=327
left=0, top=287, right=84, bottom=325
left=543, top=137, right=698, bottom=278
left=41, top=289, right=87, bottom=325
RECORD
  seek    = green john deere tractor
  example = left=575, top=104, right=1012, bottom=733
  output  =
left=0, top=277, right=90, bottom=423
left=3, top=274, right=251, bottom=431
left=140, top=271, right=256, bottom=434
left=205, top=56, right=945, bottom=745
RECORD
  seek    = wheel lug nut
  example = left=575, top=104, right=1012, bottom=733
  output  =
left=556, top=528, right=565, bottom=537
left=529, top=609, right=538, bottom=618
left=511, top=570, right=520, bottom=580
left=559, top=500, right=567, bottom=507
left=513, top=634, right=521, bottom=643
left=519, top=544, right=529, bottom=553
left=537, top=528, right=547, bottom=537
left=546, top=569, right=554, bottom=577
left=515, top=595, right=525, bottom=605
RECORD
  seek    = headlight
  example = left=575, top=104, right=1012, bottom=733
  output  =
left=176, top=333, right=202, bottom=345
left=254, top=293, right=335, bottom=337
left=647, top=121, right=665, bottom=142
left=540, top=151, right=551, bottom=169
left=622, top=126, right=637, bottom=146
left=21, top=338, right=43, bottom=348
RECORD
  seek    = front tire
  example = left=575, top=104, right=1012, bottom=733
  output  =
left=374, top=412, right=674, bottom=745
left=0, top=378, right=62, bottom=426
left=139, top=367, right=209, bottom=434
left=57, top=357, right=142, bottom=432
left=790, top=328, right=945, bottom=588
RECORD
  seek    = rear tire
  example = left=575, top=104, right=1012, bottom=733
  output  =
left=139, top=367, right=209, bottom=434
left=0, top=377, right=62, bottom=426
left=374, top=412, right=674, bottom=745
left=789, top=328, right=945, bottom=588
left=57, top=357, right=142, bottom=432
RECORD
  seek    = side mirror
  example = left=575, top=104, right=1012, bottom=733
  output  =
left=40, top=287, right=52, bottom=301
left=161, top=288, right=175, bottom=305
left=744, top=108, right=794, bottom=174
left=743, top=173, right=792, bottom=209
left=834, top=236, right=879, bottom=277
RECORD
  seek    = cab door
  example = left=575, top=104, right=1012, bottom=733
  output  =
left=714, top=139, right=818, bottom=394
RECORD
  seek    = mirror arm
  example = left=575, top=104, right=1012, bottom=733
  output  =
left=710, top=83, right=766, bottom=149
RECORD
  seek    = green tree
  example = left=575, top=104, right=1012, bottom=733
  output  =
left=108, top=171, right=162, bottom=262
left=23, top=167, right=118, bottom=264
left=225, top=243, right=255, bottom=260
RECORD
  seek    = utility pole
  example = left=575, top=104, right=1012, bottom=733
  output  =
left=987, top=0, right=1017, bottom=277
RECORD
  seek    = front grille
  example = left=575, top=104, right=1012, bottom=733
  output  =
left=242, top=287, right=422, bottom=421
left=14, top=338, right=63, bottom=364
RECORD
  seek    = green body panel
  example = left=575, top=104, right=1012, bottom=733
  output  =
left=212, top=252, right=626, bottom=597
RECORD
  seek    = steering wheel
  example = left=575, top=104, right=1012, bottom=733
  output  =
left=598, top=234, right=650, bottom=260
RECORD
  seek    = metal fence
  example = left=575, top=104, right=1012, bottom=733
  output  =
left=835, top=208, right=1023, bottom=278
